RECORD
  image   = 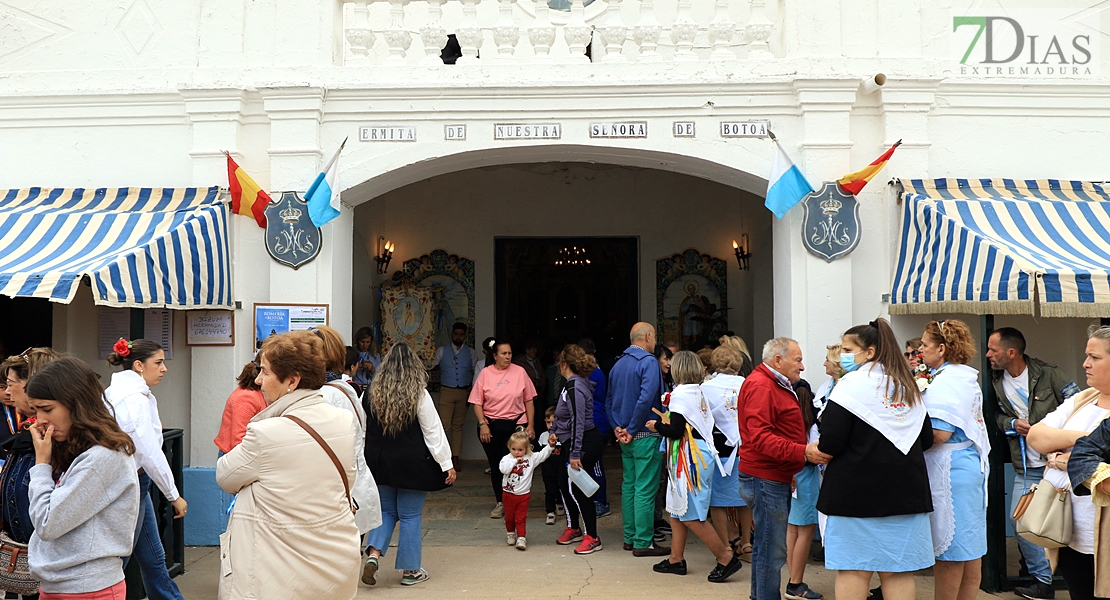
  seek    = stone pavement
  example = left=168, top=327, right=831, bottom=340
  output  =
left=174, top=450, right=1058, bottom=599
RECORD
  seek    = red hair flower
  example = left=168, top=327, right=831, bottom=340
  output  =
left=113, top=338, right=132, bottom=357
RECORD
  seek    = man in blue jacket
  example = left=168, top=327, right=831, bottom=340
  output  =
left=607, top=322, right=667, bottom=556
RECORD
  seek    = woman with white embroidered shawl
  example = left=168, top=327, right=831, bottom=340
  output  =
left=700, top=346, right=747, bottom=556
left=919, top=319, right=991, bottom=600
left=817, top=319, right=934, bottom=600
left=646, top=351, right=743, bottom=583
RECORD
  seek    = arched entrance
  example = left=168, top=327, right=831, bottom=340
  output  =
left=347, top=156, right=772, bottom=358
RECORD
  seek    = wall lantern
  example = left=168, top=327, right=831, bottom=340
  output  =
left=375, top=237, right=394, bottom=274
left=732, top=235, right=751, bottom=271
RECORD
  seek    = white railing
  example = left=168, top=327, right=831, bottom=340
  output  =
left=341, top=0, right=775, bottom=65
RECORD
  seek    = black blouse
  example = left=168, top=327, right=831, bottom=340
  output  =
left=654, top=413, right=734, bottom=456
left=816, top=401, right=934, bottom=518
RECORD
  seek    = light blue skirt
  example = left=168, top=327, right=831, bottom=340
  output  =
left=669, top=439, right=713, bottom=522
left=709, top=458, right=744, bottom=507
left=934, top=447, right=987, bottom=561
left=825, top=513, right=935, bottom=572
left=788, top=464, right=819, bottom=526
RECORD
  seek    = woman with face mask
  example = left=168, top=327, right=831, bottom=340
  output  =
left=816, top=319, right=935, bottom=600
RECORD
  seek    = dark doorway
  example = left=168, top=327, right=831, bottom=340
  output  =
left=0, top=296, right=53, bottom=359
left=496, top=237, right=638, bottom=370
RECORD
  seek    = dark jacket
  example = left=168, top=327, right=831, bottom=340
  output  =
left=606, top=346, right=664, bottom=436
left=1070, top=414, right=1110, bottom=497
left=737, top=363, right=806, bottom=483
left=364, top=405, right=440, bottom=490
left=817, top=401, right=934, bottom=517
left=992, top=355, right=1079, bottom=473
left=589, top=367, right=610, bottom=433
left=0, top=429, right=36, bottom=543
left=551, top=375, right=596, bottom=460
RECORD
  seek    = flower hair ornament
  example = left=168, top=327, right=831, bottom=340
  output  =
left=113, top=338, right=133, bottom=357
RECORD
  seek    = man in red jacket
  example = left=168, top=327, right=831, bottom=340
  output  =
left=737, top=337, right=831, bottom=600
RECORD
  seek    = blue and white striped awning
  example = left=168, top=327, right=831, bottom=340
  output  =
left=890, top=178, right=1110, bottom=318
left=0, top=187, right=232, bottom=309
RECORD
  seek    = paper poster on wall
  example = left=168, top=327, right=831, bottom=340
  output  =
left=97, top=307, right=173, bottom=359
left=253, top=303, right=329, bottom=349
left=145, top=309, right=173, bottom=360
left=186, top=311, right=235, bottom=346
left=98, top=307, right=131, bottom=360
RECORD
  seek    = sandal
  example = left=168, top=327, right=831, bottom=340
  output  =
left=729, top=537, right=743, bottom=557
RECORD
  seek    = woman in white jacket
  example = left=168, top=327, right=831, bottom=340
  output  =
left=315, top=326, right=382, bottom=538
left=103, top=338, right=185, bottom=600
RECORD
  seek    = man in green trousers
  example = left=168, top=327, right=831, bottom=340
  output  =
left=606, top=322, right=668, bottom=556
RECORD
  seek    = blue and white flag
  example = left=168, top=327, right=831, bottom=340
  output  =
left=305, top=138, right=347, bottom=228
left=765, top=138, right=816, bottom=220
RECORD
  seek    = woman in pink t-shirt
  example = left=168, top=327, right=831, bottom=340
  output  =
left=469, top=341, right=537, bottom=519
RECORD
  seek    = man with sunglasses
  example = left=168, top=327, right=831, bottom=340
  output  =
left=986, top=327, right=1079, bottom=600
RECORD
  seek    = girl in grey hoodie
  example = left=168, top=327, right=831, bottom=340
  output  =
left=25, top=357, right=140, bottom=599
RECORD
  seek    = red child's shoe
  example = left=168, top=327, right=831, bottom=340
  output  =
left=574, top=535, right=603, bottom=555
left=556, top=527, right=583, bottom=545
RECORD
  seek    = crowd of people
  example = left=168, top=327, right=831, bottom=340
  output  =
left=2, top=315, right=1110, bottom=600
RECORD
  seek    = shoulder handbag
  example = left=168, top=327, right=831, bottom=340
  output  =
left=284, top=415, right=357, bottom=515
left=0, top=462, right=39, bottom=595
left=1013, top=394, right=1110, bottom=548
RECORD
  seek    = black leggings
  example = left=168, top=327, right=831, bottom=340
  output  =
left=1057, top=546, right=1109, bottom=600
left=480, top=418, right=522, bottom=503
left=556, top=428, right=605, bottom=538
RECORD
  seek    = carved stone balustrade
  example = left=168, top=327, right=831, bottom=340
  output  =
left=340, top=0, right=777, bottom=65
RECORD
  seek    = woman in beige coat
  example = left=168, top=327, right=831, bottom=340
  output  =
left=216, top=331, right=361, bottom=600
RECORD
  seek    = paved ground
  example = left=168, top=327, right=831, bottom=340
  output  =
left=174, top=449, right=1062, bottom=599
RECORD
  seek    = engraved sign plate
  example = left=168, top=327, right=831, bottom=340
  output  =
left=589, top=121, right=648, bottom=138
left=359, top=126, right=417, bottom=142
left=673, top=122, right=696, bottom=137
left=445, top=124, right=466, bottom=141
left=494, top=123, right=562, bottom=140
left=719, top=121, right=770, bottom=138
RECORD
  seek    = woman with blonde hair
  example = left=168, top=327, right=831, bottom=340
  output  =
left=217, top=330, right=362, bottom=598
left=813, top=344, right=843, bottom=419
left=701, top=346, right=750, bottom=559
left=363, top=342, right=454, bottom=587
left=1045, top=325, right=1110, bottom=600
left=718, top=335, right=755, bottom=377
left=919, top=319, right=990, bottom=600
left=647, top=351, right=743, bottom=583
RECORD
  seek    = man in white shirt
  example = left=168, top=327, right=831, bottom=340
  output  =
left=431, top=323, right=478, bottom=472
left=987, top=327, right=1079, bottom=600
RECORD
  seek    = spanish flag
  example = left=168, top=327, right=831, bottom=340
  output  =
left=225, top=152, right=270, bottom=228
left=837, top=140, right=901, bottom=196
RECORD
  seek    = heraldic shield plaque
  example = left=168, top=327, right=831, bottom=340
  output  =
left=264, top=192, right=322, bottom=270
left=801, top=182, right=861, bottom=263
